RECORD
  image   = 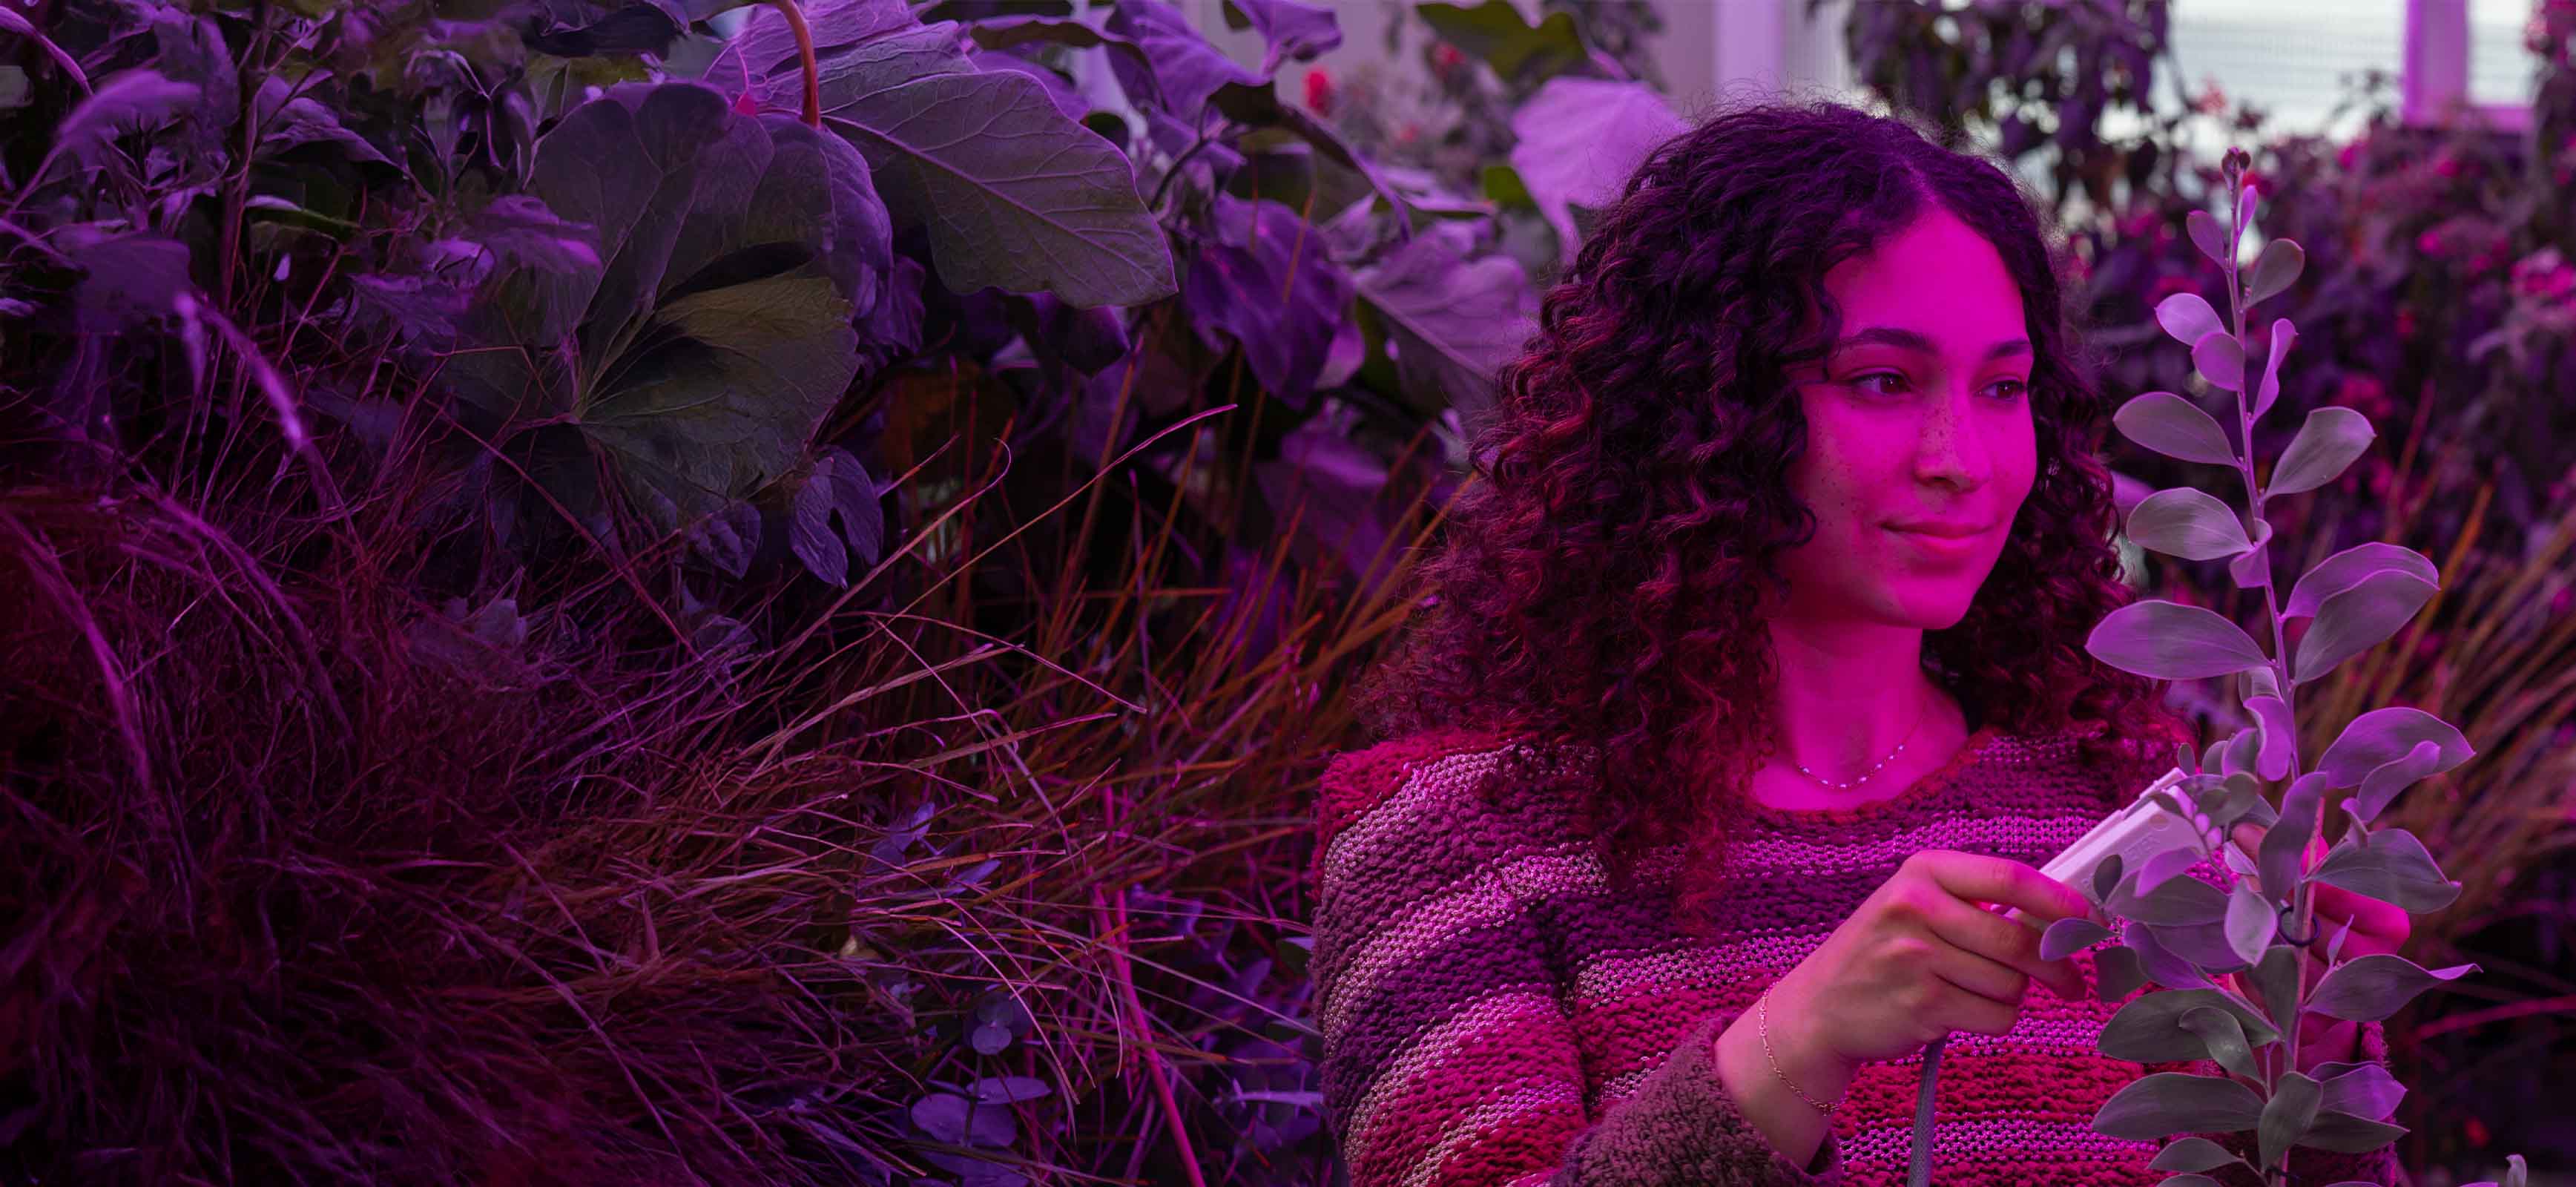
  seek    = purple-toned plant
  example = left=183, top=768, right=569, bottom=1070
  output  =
left=2057, top=147, right=2524, bottom=1185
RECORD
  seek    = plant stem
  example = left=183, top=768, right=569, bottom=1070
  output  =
left=2220, top=151, right=2319, bottom=1187
left=768, top=0, right=822, bottom=128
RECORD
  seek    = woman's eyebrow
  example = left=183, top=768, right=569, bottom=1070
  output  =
left=1835, top=326, right=2032, bottom=361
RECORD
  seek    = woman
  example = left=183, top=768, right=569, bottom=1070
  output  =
left=1311, top=102, right=2408, bottom=1186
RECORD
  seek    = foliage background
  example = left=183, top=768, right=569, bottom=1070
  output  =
left=0, top=0, right=2566, bottom=1183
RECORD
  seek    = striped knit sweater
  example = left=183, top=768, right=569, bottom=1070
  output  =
left=1311, top=719, right=2402, bottom=1186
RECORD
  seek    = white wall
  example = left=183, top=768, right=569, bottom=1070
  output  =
left=1163, top=0, right=1862, bottom=121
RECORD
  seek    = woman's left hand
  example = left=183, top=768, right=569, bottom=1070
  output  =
left=2221, top=821, right=2413, bottom=1073
left=2225, top=821, right=2413, bottom=962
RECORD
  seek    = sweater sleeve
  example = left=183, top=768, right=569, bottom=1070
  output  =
left=1312, top=740, right=1845, bottom=1187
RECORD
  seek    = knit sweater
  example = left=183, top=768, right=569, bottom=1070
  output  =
left=1311, top=719, right=2402, bottom=1187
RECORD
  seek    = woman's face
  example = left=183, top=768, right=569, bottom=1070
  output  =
left=1772, top=208, right=2039, bottom=631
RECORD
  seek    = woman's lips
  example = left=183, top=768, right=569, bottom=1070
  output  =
left=1887, top=525, right=1988, bottom=558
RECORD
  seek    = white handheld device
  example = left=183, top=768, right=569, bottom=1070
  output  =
left=2000, top=766, right=2248, bottom=930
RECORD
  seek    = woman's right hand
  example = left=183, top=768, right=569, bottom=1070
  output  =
left=1765, top=849, right=2102, bottom=1073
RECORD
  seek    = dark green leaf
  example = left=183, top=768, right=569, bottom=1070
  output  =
left=2178, top=1005, right=2259, bottom=1080
left=2087, top=599, right=2270, bottom=680
left=2115, top=389, right=2236, bottom=466
left=2293, top=568, right=2435, bottom=685
left=2193, top=330, right=2244, bottom=392
left=2096, top=944, right=2148, bottom=1002
left=2186, top=208, right=2232, bottom=266
left=2296, top=1108, right=2407, bottom=1153
left=790, top=447, right=885, bottom=586
left=2110, top=864, right=2230, bottom=926
left=2268, top=406, right=2375, bottom=496
left=2245, top=238, right=2305, bottom=305
left=2094, top=852, right=2125, bottom=904
left=2311, top=826, right=2461, bottom=912
left=2259, top=1071, right=2322, bottom=1169
left=2312, top=707, right=2472, bottom=791
left=2250, top=944, right=2302, bottom=1036
left=2260, top=774, right=2323, bottom=901
left=2098, top=988, right=2279, bottom=1062
left=2316, top=1061, right=2405, bottom=1119
left=1416, top=0, right=1587, bottom=81
left=2148, top=1136, right=2249, bottom=1174
left=2153, top=293, right=2224, bottom=350
left=2223, top=881, right=2276, bottom=966
left=451, top=83, right=883, bottom=533
left=2092, top=1072, right=2263, bottom=1141
left=2352, top=740, right=2444, bottom=823
left=2128, top=487, right=2253, bottom=560
left=2253, top=316, right=2296, bottom=419
left=2041, top=916, right=2112, bottom=962
left=2307, top=954, right=2478, bottom=1023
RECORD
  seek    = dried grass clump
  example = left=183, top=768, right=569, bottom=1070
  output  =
left=0, top=483, right=926, bottom=1185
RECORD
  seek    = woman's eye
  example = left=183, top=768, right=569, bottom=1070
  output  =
left=1851, top=372, right=2029, bottom=401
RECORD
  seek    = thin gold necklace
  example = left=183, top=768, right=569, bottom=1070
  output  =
left=1790, top=688, right=1931, bottom=789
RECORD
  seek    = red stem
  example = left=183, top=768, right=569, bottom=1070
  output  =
left=767, top=0, right=822, bottom=128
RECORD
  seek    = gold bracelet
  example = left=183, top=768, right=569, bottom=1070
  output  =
left=1759, top=990, right=1844, bottom=1117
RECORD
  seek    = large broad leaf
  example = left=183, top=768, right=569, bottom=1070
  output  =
left=1507, top=76, right=1687, bottom=265
left=2307, top=953, right=2479, bottom=1022
left=2267, top=406, right=2375, bottom=496
left=449, top=82, right=886, bottom=532
left=2088, top=599, right=2270, bottom=680
left=2127, top=487, right=2253, bottom=560
left=1102, top=0, right=1262, bottom=119
left=1417, top=0, right=1587, bottom=81
left=1354, top=219, right=1535, bottom=420
left=2093, top=1072, right=2264, bottom=1141
left=1221, top=0, right=1342, bottom=75
left=2312, top=707, right=2474, bottom=790
left=1183, top=193, right=1354, bottom=410
left=2310, top=826, right=2462, bottom=912
left=2101, top=988, right=2279, bottom=1061
left=712, top=0, right=1175, bottom=308
left=2283, top=542, right=2440, bottom=620
left=2292, top=568, right=2436, bottom=685
left=2115, top=390, right=2238, bottom=466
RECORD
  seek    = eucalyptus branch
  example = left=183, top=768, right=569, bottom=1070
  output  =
left=2077, top=142, right=2491, bottom=1180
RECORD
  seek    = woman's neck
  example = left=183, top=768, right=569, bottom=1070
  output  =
left=1749, top=683, right=1974, bottom=810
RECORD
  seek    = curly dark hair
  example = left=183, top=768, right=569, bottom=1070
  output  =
left=1347, top=98, right=2193, bottom=932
